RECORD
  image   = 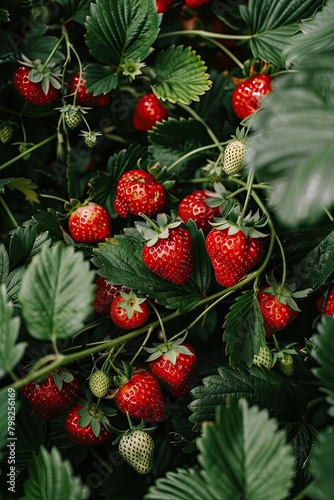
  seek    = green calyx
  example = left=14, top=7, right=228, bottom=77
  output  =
left=209, top=206, right=268, bottom=238
left=145, top=334, right=193, bottom=365
left=112, top=360, right=134, bottom=388
left=263, top=272, right=312, bottom=312
left=118, top=290, right=147, bottom=320
left=77, top=402, right=113, bottom=436
left=20, top=54, right=62, bottom=94
left=134, top=212, right=183, bottom=247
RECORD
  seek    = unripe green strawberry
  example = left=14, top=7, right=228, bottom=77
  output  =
left=64, top=110, right=83, bottom=129
left=253, top=345, right=272, bottom=369
left=118, top=430, right=154, bottom=474
left=277, top=353, right=294, bottom=376
left=89, top=371, right=111, bottom=398
left=223, top=139, right=246, bottom=175
left=0, top=123, right=14, bottom=144
left=80, top=130, right=103, bottom=147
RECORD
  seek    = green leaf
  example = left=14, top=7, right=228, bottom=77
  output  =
left=92, top=236, right=203, bottom=313
left=19, top=243, right=95, bottom=341
left=0, top=284, right=26, bottom=379
left=85, top=0, right=160, bottom=66
left=9, top=225, right=38, bottom=270
left=188, top=365, right=308, bottom=430
left=285, top=0, right=334, bottom=65
left=55, top=0, right=91, bottom=24
left=239, top=0, right=323, bottom=67
left=186, top=220, right=212, bottom=294
left=21, top=446, right=90, bottom=500
left=197, top=400, right=295, bottom=500
left=31, top=210, right=63, bottom=240
left=152, top=45, right=212, bottom=105
left=247, top=57, right=334, bottom=227
left=0, top=29, right=17, bottom=58
left=6, top=177, right=40, bottom=204
left=0, top=8, right=10, bottom=22
left=224, top=290, right=265, bottom=368
left=148, top=118, right=213, bottom=178
left=281, top=422, right=317, bottom=479
left=23, top=36, right=65, bottom=65
left=83, top=63, right=118, bottom=95
left=5, top=267, right=25, bottom=304
left=312, top=315, right=334, bottom=417
left=290, top=229, right=334, bottom=292
left=311, top=426, right=334, bottom=500
left=0, top=244, right=9, bottom=283
left=0, top=177, right=12, bottom=193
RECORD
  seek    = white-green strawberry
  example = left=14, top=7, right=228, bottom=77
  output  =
left=80, top=130, right=103, bottom=148
left=223, top=139, right=246, bottom=175
left=64, top=109, right=83, bottom=129
left=253, top=345, right=272, bottom=369
left=118, top=430, right=154, bottom=474
left=277, top=353, right=294, bottom=376
left=0, top=122, right=14, bottom=144
left=89, top=371, right=111, bottom=398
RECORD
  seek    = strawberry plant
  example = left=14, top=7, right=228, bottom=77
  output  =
left=1, top=1, right=334, bottom=499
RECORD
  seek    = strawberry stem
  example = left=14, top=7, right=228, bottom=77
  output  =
left=158, top=30, right=253, bottom=41
left=130, top=327, right=154, bottom=365
left=0, top=134, right=57, bottom=171
left=167, top=142, right=228, bottom=172
left=203, top=37, right=244, bottom=71
left=238, top=168, right=254, bottom=226
left=40, top=34, right=65, bottom=72
left=0, top=196, right=19, bottom=229
left=177, top=102, right=223, bottom=152
left=148, top=301, right=169, bottom=347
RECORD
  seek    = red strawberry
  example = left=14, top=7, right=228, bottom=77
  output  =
left=156, top=0, right=175, bottom=12
left=67, top=71, right=110, bottom=107
left=114, top=169, right=166, bottom=218
left=205, top=209, right=266, bottom=287
left=185, top=0, right=212, bottom=7
left=21, top=369, right=79, bottom=419
left=64, top=403, right=112, bottom=445
left=232, top=74, right=273, bottom=120
left=135, top=213, right=194, bottom=285
left=110, top=291, right=150, bottom=330
left=257, top=286, right=299, bottom=337
left=147, top=340, right=197, bottom=397
left=94, top=276, right=126, bottom=314
left=316, top=287, right=334, bottom=315
left=13, top=66, right=59, bottom=106
left=133, top=93, right=168, bottom=131
left=178, top=189, right=220, bottom=233
left=68, top=202, right=111, bottom=243
left=114, top=368, right=165, bottom=422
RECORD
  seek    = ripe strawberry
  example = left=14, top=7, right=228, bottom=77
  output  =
left=110, top=291, right=150, bottom=330
left=114, top=368, right=165, bottom=422
left=114, top=169, right=166, bottom=218
left=64, top=403, right=112, bottom=445
left=119, top=430, right=154, bottom=474
left=317, top=287, right=334, bottom=315
left=94, top=276, right=126, bottom=314
left=68, top=201, right=111, bottom=243
left=185, top=0, right=212, bottom=7
left=257, top=285, right=299, bottom=337
left=156, top=0, right=175, bottom=13
left=178, top=189, right=221, bottom=233
left=13, top=65, right=59, bottom=106
left=232, top=74, right=273, bottom=120
left=89, top=370, right=111, bottom=398
left=67, top=71, right=110, bottom=107
left=205, top=209, right=266, bottom=287
left=223, top=139, right=247, bottom=175
left=146, top=340, right=197, bottom=397
left=252, top=345, right=272, bottom=369
left=133, top=93, right=168, bottom=131
left=0, top=122, right=14, bottom=144
left=21, top=369, right=79, bottom=419
left=135, top=213, right=194, bottom=285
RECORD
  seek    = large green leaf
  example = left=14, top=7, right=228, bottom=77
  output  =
left=197, top=401, right=295, bottom=500
left=55, top=0, right=91, bottom=24
left=152, top=45, right=212, bottom=105
left=247, top=51, right=334, bottom=227
left=0, top=244, right=9, bottom=283
left=21, top=446, right=90, bottom=500
left=92, top=236, right=203, bottom=313
left=146, top=401, right=295, bottom=500
left=19, top=244, right=95, bottom=341
left=239, top=0, right=323, bottom=67
left=312, top=315, right=334, bottom=416
left=8, top=224, right=51, bottom=271
left=188, top=365, right=308, bottom=429
left=290, top=229, right=334, bottom=292
left=224, top=290, right=265, bottom=368
left=282, top=422, right=317, bottom=479
left=148, top=118, right=213, bottom=178
left=85, top=0, right=160, bottom=66
left=0, top=284, right=26, bottom=379
left=83, top=63, right=118, bottom=95
left=285, top=0, right=334, bottom=65
left=310, top=426, right=334, bottom=500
